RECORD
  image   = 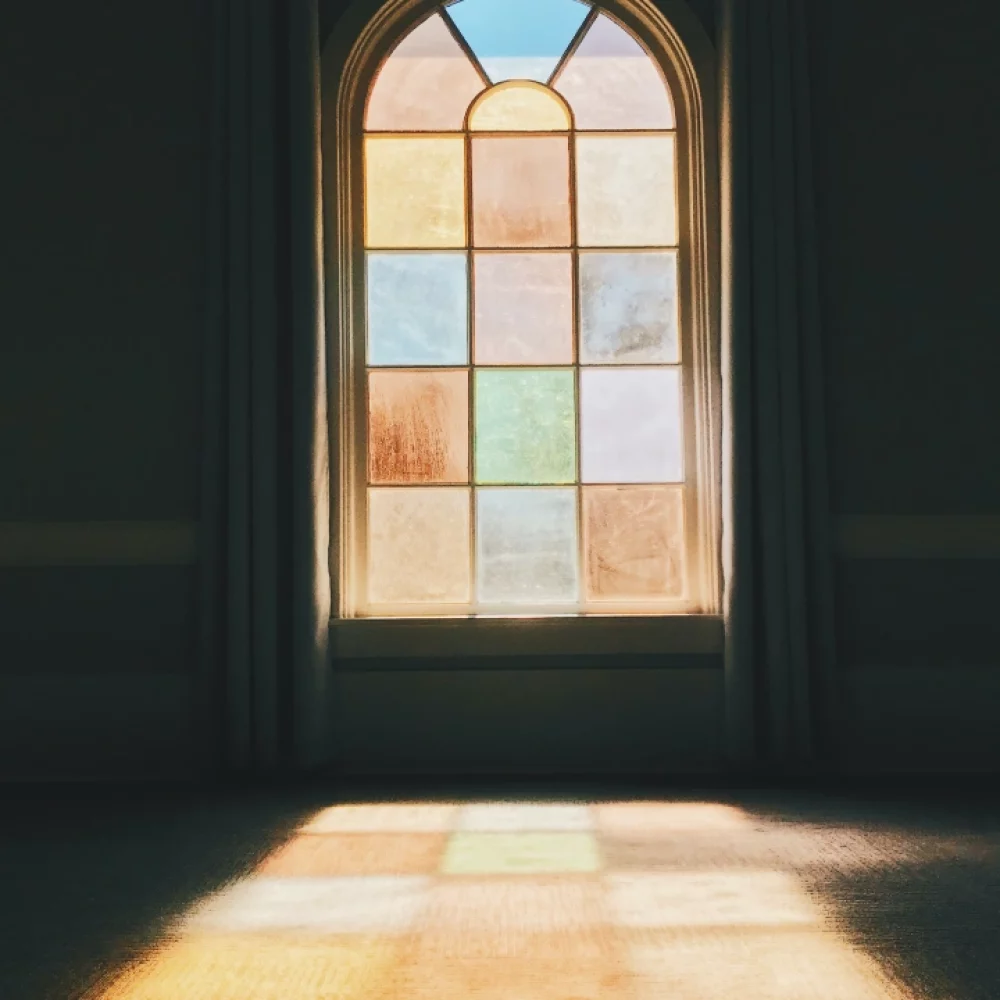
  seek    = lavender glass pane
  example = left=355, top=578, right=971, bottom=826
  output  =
left=472, top=137, right=571, bottom=247
left=367, top=253, right=468, bottom=366
left=447, top=0, right=589, bottom=83
left=365, top=13, right=486, bottom=131
left=475, top=369, right=576, bottom=484
left=576, top=135, right=676, bottom=247
left=476, top=488, right=579, bottom=604
left=553, top=14, right=674, bottom=129
left=580, top=368, right=682, bottom=483
left=368, top=488, right=471, bottom=604
left=579, top=251, right=678, bottom=364
left=474, top=253, right=573, bottom=365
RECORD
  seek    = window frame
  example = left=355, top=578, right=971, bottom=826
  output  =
left=325, top=0, right=721, bottom=654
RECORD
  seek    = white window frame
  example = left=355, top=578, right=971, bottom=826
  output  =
left=325, top=0, right=722, bottom=656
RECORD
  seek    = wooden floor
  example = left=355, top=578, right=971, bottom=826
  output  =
left=2, top=783, right=999, bottom=999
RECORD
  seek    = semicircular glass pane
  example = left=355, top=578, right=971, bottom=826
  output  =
left=469, top=83, right=571, bottom=130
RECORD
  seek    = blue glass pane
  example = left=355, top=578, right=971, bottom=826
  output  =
left=579, top=251, right=679, bottom=364
left=476, top=487, right=579, bottom=604
left=446, top=0, right=590, bottom=83
left=367, top=253, right=468, bottom=366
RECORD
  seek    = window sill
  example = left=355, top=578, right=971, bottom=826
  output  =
left=330, top=613, right=724, bottom=660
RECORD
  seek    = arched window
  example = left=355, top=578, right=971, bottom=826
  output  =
left=339, top=0, right=719, bottom=619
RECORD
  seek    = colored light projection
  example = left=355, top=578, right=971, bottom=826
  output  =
left=363, top=0, right=685, bottom=611
left=93, top=799, right=921, bottom=1000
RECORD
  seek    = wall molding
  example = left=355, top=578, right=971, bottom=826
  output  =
left=0, top=520, right=198, bottom=567
left=836, top=515, right=1000, bottom=559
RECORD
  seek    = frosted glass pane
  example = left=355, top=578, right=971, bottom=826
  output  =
left=472, top=137, right=571, bottom=247
left=447, top=0, right=589, bottom=83
left=580, top=368, right=682, bottom=483
left=365, top=14, right=486, bottom=131
left=576, top=135, right=676, bottom=247
left=579, top=251, right=678, bottom=364
left=365, top=136, right=465, bottom=248
left=369, top=370, right=469, bottom=484
left=476, top=488, right=579, bottom=604
left=553, top=14, right=674, bottom=129
left=366, top=253, right=468, bottom=366
left=469, top=82, right=572, bottom=131
left=584, top=485, right=684, bottom=600
left=368, top=488, right=470, bottom=604
left=475, top=370, right=575, bottom=484
left=474, top=253, right=573, bottom=365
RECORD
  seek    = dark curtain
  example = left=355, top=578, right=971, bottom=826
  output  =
left=200, top=0, right=330, bottom=774
left=719, top=0, right=838, bottom=770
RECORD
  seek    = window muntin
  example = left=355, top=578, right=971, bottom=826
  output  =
left=353, top=0, right=702, bottom=618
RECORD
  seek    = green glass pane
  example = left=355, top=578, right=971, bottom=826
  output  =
left=475, top=369, right=576, bottom=484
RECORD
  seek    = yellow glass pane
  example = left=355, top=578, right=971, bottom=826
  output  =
left=368, top=487, right=470, bottom=604
left=472, top=136, right=571, bottom=247
left=468, top=82, right=572, bottom=131
left=365, top=136, right=465, bottom=248
left=365, top=13, right=487, bottom=131
left=576, top=135, right=676, bottom=247
left=583, top=485, right=685, bottom=601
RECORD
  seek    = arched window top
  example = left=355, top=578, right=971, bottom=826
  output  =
left=365, top=1, right=674, bottom=133
left=468, top=82, right=572, bottom=132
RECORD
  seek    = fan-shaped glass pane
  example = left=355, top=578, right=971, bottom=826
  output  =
left=365, top=13, right=486, bottom=131
left=553, top=14, right=674, bottom=129
left=447, top=0, right=590, bottom=83
left=469, top=83, right=572, bottom=131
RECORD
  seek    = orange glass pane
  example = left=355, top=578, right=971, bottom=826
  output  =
left=368, top=370, right=468, bottom=484
left=553, top=14, right=674, bottom=130
left=365, top=13, right=487, bottom=131
left=473, top=252, right=573, bottom=364
left=365, top=136, right=465, bottom=248
left=576, top=135, right=676, bottom=247
left=468, top=82, right=572, bottom=131
left=472, top=137, right=571, bottom=247
left=584, top=485, right=685, bottom=601
left=368, top=488, right=470, bottom=604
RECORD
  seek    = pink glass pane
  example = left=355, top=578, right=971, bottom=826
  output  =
left=474, top=253, right=573, bottom=364
left=584, top=485, right=685, bottom=601
left=368, top=370, right=469, bottom=484
left=368, top=487, right=471, bottom=604
left=365, top=13, right=486, bottom=131
left=553, top=14, right=674, bottom=130
left=576, top=135, right=676, bottom=247
left=472, top=137, right=571, bottom=247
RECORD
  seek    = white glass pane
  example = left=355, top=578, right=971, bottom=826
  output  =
left=476, top=488, right=578, bottom=604
left=580, top=368, right=682, bottom=483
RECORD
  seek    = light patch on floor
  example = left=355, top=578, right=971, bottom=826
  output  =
left=89, top=798, right=920, bottom=1000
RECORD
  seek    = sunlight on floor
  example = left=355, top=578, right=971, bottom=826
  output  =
left=90, top=801, right=916, bottom=999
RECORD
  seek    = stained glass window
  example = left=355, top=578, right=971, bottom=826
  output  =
left=361, top=0, right=686, bottom=613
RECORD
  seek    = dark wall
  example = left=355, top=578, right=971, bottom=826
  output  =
left=0, top=0, right=996, bottom=777
left=0, top=0, right=206, bottom=777
left=808, top=0, right=1000, bottom=768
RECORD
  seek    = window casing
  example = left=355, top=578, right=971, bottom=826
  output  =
left=329, top=0, right=720, bottom=632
